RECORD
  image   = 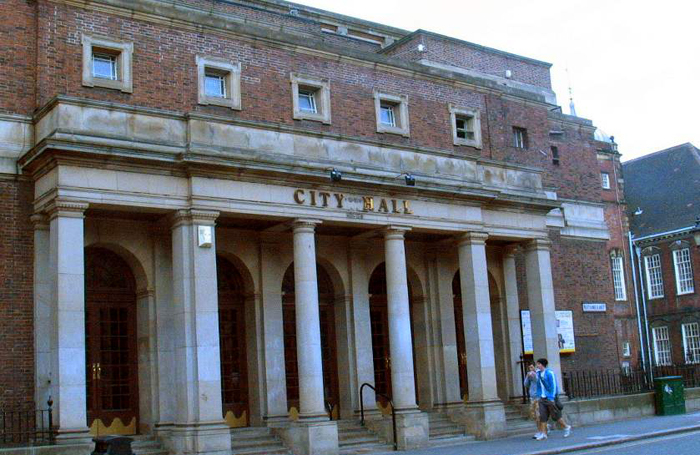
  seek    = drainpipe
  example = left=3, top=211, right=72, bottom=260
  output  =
left=634, top=242, right=654, bottom=381
left=628, top=232, right=646, bottom=372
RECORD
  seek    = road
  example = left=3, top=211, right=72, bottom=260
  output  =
left=570, top=429, right=700, bottom=455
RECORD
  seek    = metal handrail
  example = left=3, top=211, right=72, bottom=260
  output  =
left=324, top=400, right=336, bottom=421
left=0, top=399, right=54, bottom=447
left=359, top=383, right=397, bottom=451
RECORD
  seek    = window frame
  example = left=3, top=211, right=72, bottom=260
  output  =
left=512, top=127, right=528, bottom=149
left=290, top=73, right=331, bottom=124
left=551, top=146, right=560, bottom=165
left=601, top=172, right=611, bottom=190
left=82, top=34, right=133, bottom=93
left=644, top=253, right=665, bottom=299
left=374, top=90, right=410, bottom=137
left=610, top=253, right=627, bottom=301
left=449, top=104, right=482, bottom=148
left=652, top=326, right=672, bottom=366
left=682, top=322, right=700, bottom=364
left=673, top=248, right=695, bottom=295
left=196, top=55, right=242, bottom=110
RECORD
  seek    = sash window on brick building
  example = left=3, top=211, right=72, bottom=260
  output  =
left=682, top=322, right=700, bottom=364
left=644, top=254, right=664, bottom=299
left=652, top=326, right=672, bottom=366
left=673, top=248, right=695, bottom=295
left=611, top=254, right=626, bottom=301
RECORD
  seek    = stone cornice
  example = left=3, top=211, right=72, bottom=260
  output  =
left=456, top=231, right=489, bottom=246
left=170, top=209, right=221, bottom=228
left=49, top=0, right=551, bottom=106
left=524, top=238, right=551, bottom=252
left=45, top=200, right=89, bottom=219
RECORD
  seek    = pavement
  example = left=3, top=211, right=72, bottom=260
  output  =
left=394, top=411, right=700, bottom=455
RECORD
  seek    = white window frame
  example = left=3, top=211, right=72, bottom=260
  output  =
left=196, top=55, right=241, bottom=110
left=673, top=248, right=695, bottom=295
left=449, top=104, right=482, bottom=148
left=644, top=253, right=665, bottom=299
left=682, top=322, right=700, bottom=364
left=290, top=73, right=331, bottom=124
left=601, top=172, right=611, bottom=190
left=611, top=254, right=627, bottom=301
left=622, top=342, right=631, bottom=357
left=652, top=326, right=672, bottom=366
left=513, top=127, right=527, bottom=149
left=204, top=71, right=227, bottom=98
left=374, top=90, right=410, bottom=137
left=82, top=34, right=133, bottom=93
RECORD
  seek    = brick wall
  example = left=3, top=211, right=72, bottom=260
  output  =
left=0, top=0, right=37, bottom=115
left=0, top=178, right=34, bottom=408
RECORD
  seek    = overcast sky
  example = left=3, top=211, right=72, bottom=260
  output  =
left=294, top=0, right=699, bottom=161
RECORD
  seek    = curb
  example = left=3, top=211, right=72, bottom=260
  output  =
left=520, top=424, right=700, bottom=455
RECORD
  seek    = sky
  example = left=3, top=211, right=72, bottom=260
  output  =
left=292, top=0, right=700, bottom=161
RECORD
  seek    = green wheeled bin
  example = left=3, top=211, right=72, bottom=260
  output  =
left=653, top=376, right=685, bottom=416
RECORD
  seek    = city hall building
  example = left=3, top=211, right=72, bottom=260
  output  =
left=0, top=1, right=636, bottom=454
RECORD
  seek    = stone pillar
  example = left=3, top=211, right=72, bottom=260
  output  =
left=47, top=201, right=91, bottom=441
left=524, top=239, right=563, bottom=393
left=282, top=219, right=338, bottom=455
left=169, top=209, right=231, bottom=455
left=382, top=227, right=428, bottom=449
left=456, top=232, right=506, bottom=440
left=33, top=214, right=52, bottom=411
left=503, top=246, right=525, bottom=401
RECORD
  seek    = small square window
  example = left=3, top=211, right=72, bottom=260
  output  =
left=298, top=88, right=318, bottom=113
left=380, top=102, right=396, bottom=127
left=513, top=127, right=528, bottom=149
left=551, top=146, right=560, bottom=165
left=197, top=56, right=241, bottom=110
left=601, top=172, right=611, bottom=190
left=82, top=34, right=133, bottom=93
left=449, top=105, right=481, bottom=148
left=92, top=52, right=118, bottom=80
left=290, top=74, right=331, bottom=124
left=374, top=90, right=409, bottom=137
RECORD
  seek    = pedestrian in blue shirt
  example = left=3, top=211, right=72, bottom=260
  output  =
left=534, top=358, right=571, bottom=440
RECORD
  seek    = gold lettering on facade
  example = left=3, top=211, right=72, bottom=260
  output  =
left=362, top=197, right=375, bottom=211
left=319, top=192, right=331, bottom=207
left=391, top=199, right=401, bottom=213
left=334, top=193, right=344, bottom=208
left=402, top=200, right=413, bottom=214
left=310, top=191, right=317, bottom=206
left=293, top=189, right=305, bottom=204
left=378, top=198, right=389, bottom=213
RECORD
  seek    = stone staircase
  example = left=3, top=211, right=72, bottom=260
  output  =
left=230, top=426, right=291, bottom=455
left=337, top=419, right=394, bottom=455
left=427, top=411, right=475, bottom=447
left=131, top=435, right=169, bottom=455
left=505, top=403, right=535, bottom=436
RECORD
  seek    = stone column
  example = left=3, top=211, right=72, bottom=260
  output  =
left=456, top=232, right=506, bottom=440
left=33, top=214, right=52, bottom=411
left=169, top=209, right=231, bottom=455
left=524, top=239, right=563, bottom=393
left=503, top=246, right=525, bottom=401
left=47, top=200, right=91, bottom=441
left=382, top=227, right=428, bottom=449
left=283, top=219, right=338, bottom=455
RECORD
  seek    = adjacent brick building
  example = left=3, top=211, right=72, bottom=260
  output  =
left=0, top=0, right=636, bottom=452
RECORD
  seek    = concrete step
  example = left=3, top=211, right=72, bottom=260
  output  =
left=230, top=426, right=290, bottom=455
left=339, top=434, right=382, bottom=446
left=339, top=441, right=395, bottom=455
left=428, top=434, right=476, bottom=448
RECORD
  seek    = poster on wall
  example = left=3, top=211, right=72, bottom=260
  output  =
left=520, top=310, right=576, bottom=354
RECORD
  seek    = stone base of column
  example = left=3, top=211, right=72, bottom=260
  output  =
left=264, top=414, right=291, bottom=428
left=55, top=427, right=92, bottom=445
left=367, top=410, right=428, bottom=450
left=165, top=421, right=232, bottom=455
left=459, top=400, right=506, bottom=440
left=277, top=419, right=338, bottom=455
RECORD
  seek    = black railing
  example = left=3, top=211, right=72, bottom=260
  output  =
left=563, top=364, right=700, bottom=399
left=359, top=383, right=397, bottom=451
left=325, top=400, right=336, bottom=421
left=0, top=399, right=55, bottom=447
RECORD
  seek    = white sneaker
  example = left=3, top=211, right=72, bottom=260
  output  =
left=532, top=432, right=541, bottom=439
left=535, top=433, right=548, bottom=441
left=564, top=426, right=571, bottom=437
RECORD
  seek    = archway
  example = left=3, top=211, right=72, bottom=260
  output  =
left=368, top=263, right=419, bottom=406
left=217, top=255, right=249, bottom=427
left=85, top=247, right=139, bottom=435
left=452, top=270, right=508, bottom=401
left=282, top=263, right=340, bottom=418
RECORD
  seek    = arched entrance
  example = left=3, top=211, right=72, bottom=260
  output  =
left=85, top=247, right=139, bottom=435
left=282, top=263, right=340, bottom=418
left=217, top=255, right=249, bottom=427
left=368, top=263, right=419, bottom=406
left=453, top=270, right=507, bottom=401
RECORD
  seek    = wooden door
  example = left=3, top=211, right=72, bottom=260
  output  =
left=368, top=264, right=419, bottom=406
left=217, top=256, right=249, bottom=426
left=282, top=264, right=340, bottom=417
left=85, top=248, right=139, bottom=435
left=452, top=273, right=468, bottom=400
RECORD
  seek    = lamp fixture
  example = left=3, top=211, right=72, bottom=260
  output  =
left=329, top=168, right=342, bottom=182
left=633, top=207, right=643, bottom=216
left=404, top=173, right=416, bottom=186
